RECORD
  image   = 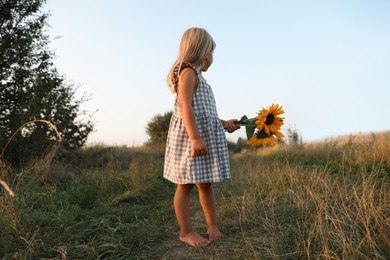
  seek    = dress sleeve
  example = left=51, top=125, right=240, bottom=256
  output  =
left=172, top=62, right=199, bottom=87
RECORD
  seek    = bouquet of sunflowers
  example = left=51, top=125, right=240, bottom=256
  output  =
left=238, top=104, right=285, bottom=147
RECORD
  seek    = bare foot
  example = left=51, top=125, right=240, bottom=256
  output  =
left=207, top=226, right=224, bottom=241
left=180, top=232, right=211, bottom=247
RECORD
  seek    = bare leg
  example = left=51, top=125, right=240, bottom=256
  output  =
left=174, top=184, right=210, bottom=246
left=196, top=183, right=224, bottom=241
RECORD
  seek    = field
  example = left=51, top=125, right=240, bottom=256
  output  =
left=1, top=132, right=389, bottom=259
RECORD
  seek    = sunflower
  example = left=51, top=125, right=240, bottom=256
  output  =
left=255, top=104, right=285, bottom=135
left=273, top=130, right=284, bottom=139
left=248, top=128, right=284, bottom=148
left=248, top=133, right=277, bottom=147
left=236, top=103, right=285, bottom=148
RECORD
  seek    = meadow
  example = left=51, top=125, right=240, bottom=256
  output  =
left=1, top=132, right=389, bottom=259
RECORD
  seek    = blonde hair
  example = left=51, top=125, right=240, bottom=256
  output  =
left=167, top=27, right=216, bottom=93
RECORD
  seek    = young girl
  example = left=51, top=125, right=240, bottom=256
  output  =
left=164, top=27, right=240, bottom=247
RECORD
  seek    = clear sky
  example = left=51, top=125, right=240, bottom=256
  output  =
left=44, top=0, right=390, bottom=146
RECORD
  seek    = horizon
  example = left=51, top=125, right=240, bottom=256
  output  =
left=45, top=0, right=390, bottom=146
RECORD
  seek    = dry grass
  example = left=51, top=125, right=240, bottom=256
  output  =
left=216, top=131, right=390, bottom=259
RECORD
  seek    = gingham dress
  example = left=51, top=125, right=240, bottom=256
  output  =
left=163, top=63, right=231, bottom=184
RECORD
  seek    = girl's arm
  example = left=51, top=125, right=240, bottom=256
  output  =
left=177, top=68, right=208, bottom=157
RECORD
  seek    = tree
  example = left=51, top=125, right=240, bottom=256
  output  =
left=0, top=0, right=94, bottom=167
left=287, top=127, right=302, bottom=145
left=227, top=137, right=251, bottom=153
left=145, top=111, right=172, bottom=147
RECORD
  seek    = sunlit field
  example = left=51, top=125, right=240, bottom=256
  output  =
left=1, top=132, right=389, bottom=259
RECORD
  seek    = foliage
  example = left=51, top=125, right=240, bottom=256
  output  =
left=145, top=111, right=172, bottom=147
left=0, top=0, right=94, bottom=167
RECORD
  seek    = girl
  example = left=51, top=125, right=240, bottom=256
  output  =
left=164, top=27, right=240, bottom=247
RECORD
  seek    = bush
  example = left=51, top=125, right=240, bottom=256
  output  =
left=145, top=111, right=172, bottom=147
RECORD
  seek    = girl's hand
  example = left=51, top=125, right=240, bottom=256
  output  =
left=224, top=119, right=241, bottom=133
left=191, top=138, right=208, bottom=157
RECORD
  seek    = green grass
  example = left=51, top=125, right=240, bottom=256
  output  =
left=1, top=132, right=389, bottom=259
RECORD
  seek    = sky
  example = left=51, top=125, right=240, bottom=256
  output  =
left=44, top=0, right=390, bottom=146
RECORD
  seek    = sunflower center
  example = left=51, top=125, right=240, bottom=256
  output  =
left=265, top=114, right=275, bottom=125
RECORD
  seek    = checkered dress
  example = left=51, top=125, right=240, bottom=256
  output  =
left=163, top=63, right=231, bottom=184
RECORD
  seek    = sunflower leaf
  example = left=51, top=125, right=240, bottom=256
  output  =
left=238, top=115, right=256, bottom=140
left=245, top=125, right=256, bottom=140
left=239, top=115, right=248, bottom=124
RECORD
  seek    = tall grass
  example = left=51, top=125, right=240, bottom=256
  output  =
left=1, top=142, right=173, bottom=258
left=1, top=131, right=389, bottom=259
left=214, top=132, right=390, bottom=259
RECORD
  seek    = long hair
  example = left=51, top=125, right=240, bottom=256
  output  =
left=167, top=27, right=216, bottom=93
